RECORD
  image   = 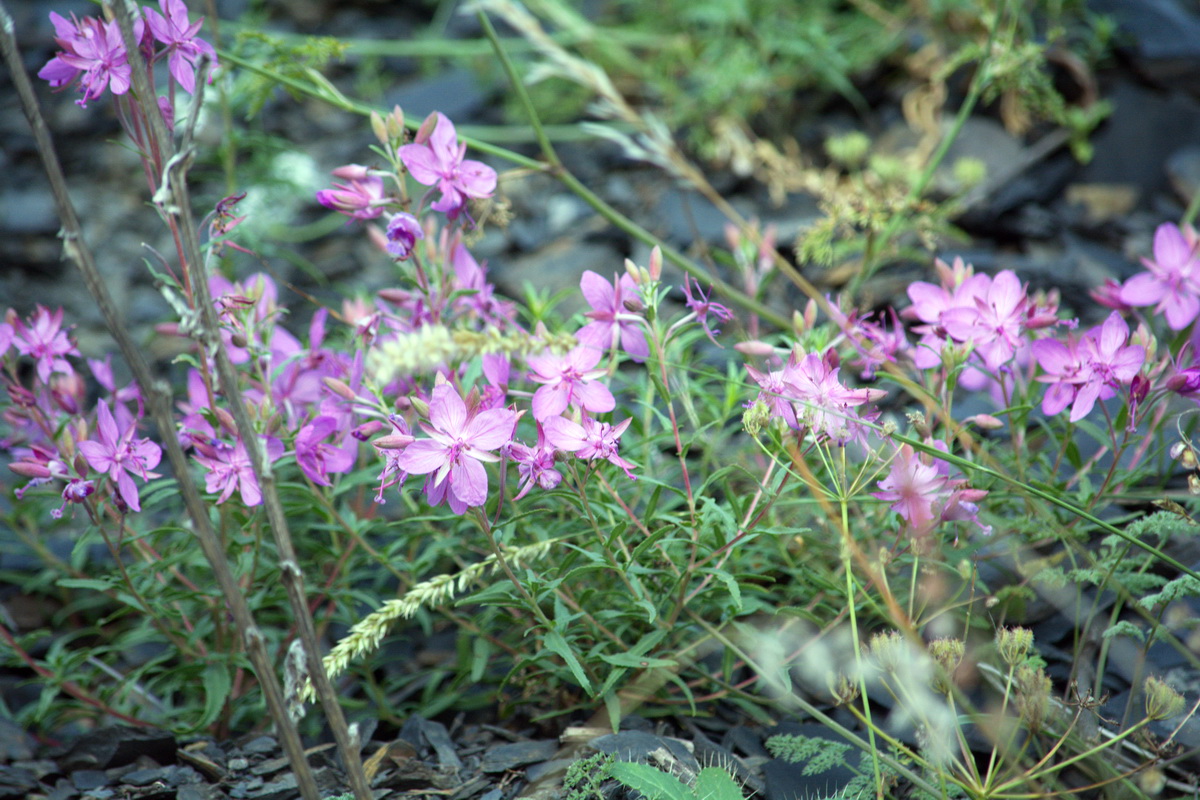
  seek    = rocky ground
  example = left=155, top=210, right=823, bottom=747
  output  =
left=6, top=0, right=1200, bottom=798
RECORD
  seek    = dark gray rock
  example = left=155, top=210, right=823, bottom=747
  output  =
left=480, top=740, right=558, bottom=773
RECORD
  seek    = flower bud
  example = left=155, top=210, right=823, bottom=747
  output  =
left=966, top=413, right=1004, bottom=430
left=387, top=106, right=405, bottom=140
left=409, top=396, right=430, bottom=417
left=352, top=420, right=384, bottom=441
left=647, top=246, right=662, bottom=281
left=734, top=340, right=776, bottom=356
left=9, top=462, right=52, bottom=479
left=370, top=110, right=389, bottom=146
left=322, top=377, right=357, bottom=401
left=413, top=111, right=439, bottom=146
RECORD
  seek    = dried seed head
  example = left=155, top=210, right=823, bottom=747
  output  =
left=996, top=627, right=1034, bottom=667
left=1014, top=663, right=1052, bottom=733
left=1145, top=676, right=1185, bottom=721
left=928, top=638, right=965, bottom=694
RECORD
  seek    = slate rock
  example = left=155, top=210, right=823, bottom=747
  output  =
left=238, top=737, right=277, bottom=756
left=177, top=785, right=232, bottom=800
left=480, top=740, right=558, bottom=773
left=0, top=717, right=34, bottom=761
left=589, top=731, right=699, bottom=783
left=1090, top=0, right=1200, bottom=88
left=60, top=727, right=176, bottom=773
left=0, top=765, right=38, bottom=800
left=72, top=769, right=108, bottom=791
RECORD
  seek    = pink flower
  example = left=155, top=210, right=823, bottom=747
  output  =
left=527, top=346, right=614, bottom=421
left=316, top=164, right=387, bottom=220
left=576, top=270, right=648, bottom=362
left=1033, top=312, right=1144, bottom=422
left=193, top=435, right=284, bottom=506
left=543, top=414, right=636, bottom=479
left=143, top=0, right=217, bottom=94
left=873, top=444, right=945, bottom=534
left=1120, top=222, right=1200, bottom=330
left=384, top=212, right=423, bottom=259
left=940, top=270, right=1029, bottom=372
left=11, top=305, right=80, bottom=384
left=782, top=350, right=886, bottom=443
left=399, top=112, right=497, bottom=221
left=38, top=13, right=140, bottom=107
left=396, top=383, right=518, bottom=514
left=682, top=277, right=734, bottom=345
left=294, top=416, right=356, bottom=487
left=78, top=400, right=162, bottom=513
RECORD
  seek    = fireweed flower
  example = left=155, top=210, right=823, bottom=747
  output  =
left=577, top=270, right=648, bottom=362
left=78, top=400, right=163, bottom=513
left=11, top=305, right=80, bottom=384
left=38, top=13, right=140, bottom=107
left=384, top=212, right=423, bottom=260
left=507, top=422, right=562, bottom=500
left=372, top=414, right=414, bottom=503
left=316, top=165, right=388, bottom=221
left=1033, top=312, right=1144, bottom=422
left=143, top=0, right=217, bottom=94
left=873, top=442, right=990, bottom=537
left=396, top=383, right=518, bottom=514
left=940, top=270, right=1029, bottom=372
left=398, top=112, right=497, bottom=221
left=681, top=277, right=734, bottom=345
left=1120, top=222, right=1200, bottom=330
left=782, top=350, right=886, bottom=444
left=192, top=435, right=284, bottom=506
left=527, top=345, right=615, bottom=421
left=294, top=416, right=356, bottom=487
left=543, top=414, right=636, bottom=479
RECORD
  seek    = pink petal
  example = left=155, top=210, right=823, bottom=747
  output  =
left=579, top=271, right=615, bottom=311
left=399, top=144, right=442, bottom=186
left=396, top=440, right=449, bottom=475
left=542, top=415, right=585, bottom=452
left=1120, top=272, right=1166, bottom=306
left=429, top=384, right=467, bottom=436
left=1153, top=223, right=1194, bottom=272
left=450, top=457, right=488, bottom=507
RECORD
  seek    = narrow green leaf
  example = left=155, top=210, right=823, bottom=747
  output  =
left=198, top=662, right=231, bottom=730
left=543, top=630, right=592, bottom=694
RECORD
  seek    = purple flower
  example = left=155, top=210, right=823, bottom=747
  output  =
left=38, top=13, right=140, bottom=107
left=396, top=383, right=518, bottom=514
left=682, top=277, right=734, bottom=345
left=385, top=212, right=423, bottom=259
left=295, top=416, right=356, bottom=487
left=1120, top=222, right=1200, bottom=330
left=527, top=346, right=614, bottom=421
left=872, top=444, right=945, bottom=534
left=372, top=414, right=414, bottom=503
left=316, top=164, right=387, bottom=220
left=543, top=414, right=636, bottom=479
left=507, top=423, right=562, bottom=500
left=11, top=305, right=80, bottom=384
left=54, top=478, right=95, bottom=519
left=576, top=270, right=648, bottom=362
left=1031, top=335, right=1086, bottom=418
left=399, top=112, right=497, bottom=221
left=192, top=435, right=284, bottom=506
left=143, top=0, right=217, bottom=94
left=78, top=400, right=162, bottom=513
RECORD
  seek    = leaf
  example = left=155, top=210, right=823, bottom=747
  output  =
left=543, top=630, right=593, bottom=694
left=56, top=577, right=114, bottom=592
left=198, top=662, right=231, bottom=730
left=1102, top=620, right=1145, bottom=643
left=608, top=761, right=694, bottom=800
left=599, top=653, right=678, bottom=668
left=695, top=768, right=744, bottom=800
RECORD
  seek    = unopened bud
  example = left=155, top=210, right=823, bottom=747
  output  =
left=9, top=462, right=51, bottom=479
left=230, top=332, right=248, bottom=349
left=734, top=340, right=776, bottom=356
left=623, top=258, right=647, bottom=285
left=967, top=413, right=1004, bottom=430
left=323, top=376, right=357, bottom=401
left=409, top=396, right=430, bottom=417
left=370, top=110, right=388, bottom=146
left=413, top=111, right=438, bottom=145
left=213, top=406, right=237, bottom=436
left=1190, top=473, right=1200, bottom=496
left=352, top=420, right=384, bottom=441
left=387, top=106, right=405, bottom=140
left=647, top=246, right=662, bottom=281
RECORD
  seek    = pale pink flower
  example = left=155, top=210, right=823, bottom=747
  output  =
left=940, top=270, right=1028, bottom=372
left=295, top=416, right=356, bottom=487
left=576, top=270, right=648, bottom=362
left=396, top=383, right=518, bottom=514
left=781, top=351, right=886, bottom=443
left=1120, top=222, right=1200, bottom=330
left=316, top=165, right=388, bottom=220
left=192, top=435, right=284, bottom=506
left=681, top=277, right=734, bottom=345
left=38, top=13, right=140, bottom=107
left=542, top=414, right=636, bottom=479
left=873, top=444, right=945, bottom=534
left=527, top=346, right=614, bottom=421
left=507, top=423, right=562, bottom=499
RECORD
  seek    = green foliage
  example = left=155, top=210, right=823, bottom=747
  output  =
left=565, top=752, right=616, bottom=800
left=606, top=762, right=745, bottom=800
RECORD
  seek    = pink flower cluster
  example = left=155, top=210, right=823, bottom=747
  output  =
left=39, top=0, right=216, bottom=108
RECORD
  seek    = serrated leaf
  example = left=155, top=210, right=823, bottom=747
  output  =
left=608, top=761, right=693, bottom=800
left=695, top=768, right=743, bottom=800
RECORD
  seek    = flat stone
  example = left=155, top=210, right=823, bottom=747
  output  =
left=60, top=726, right=175, bottom=771
left=480, top=740, right=558, bottom=773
